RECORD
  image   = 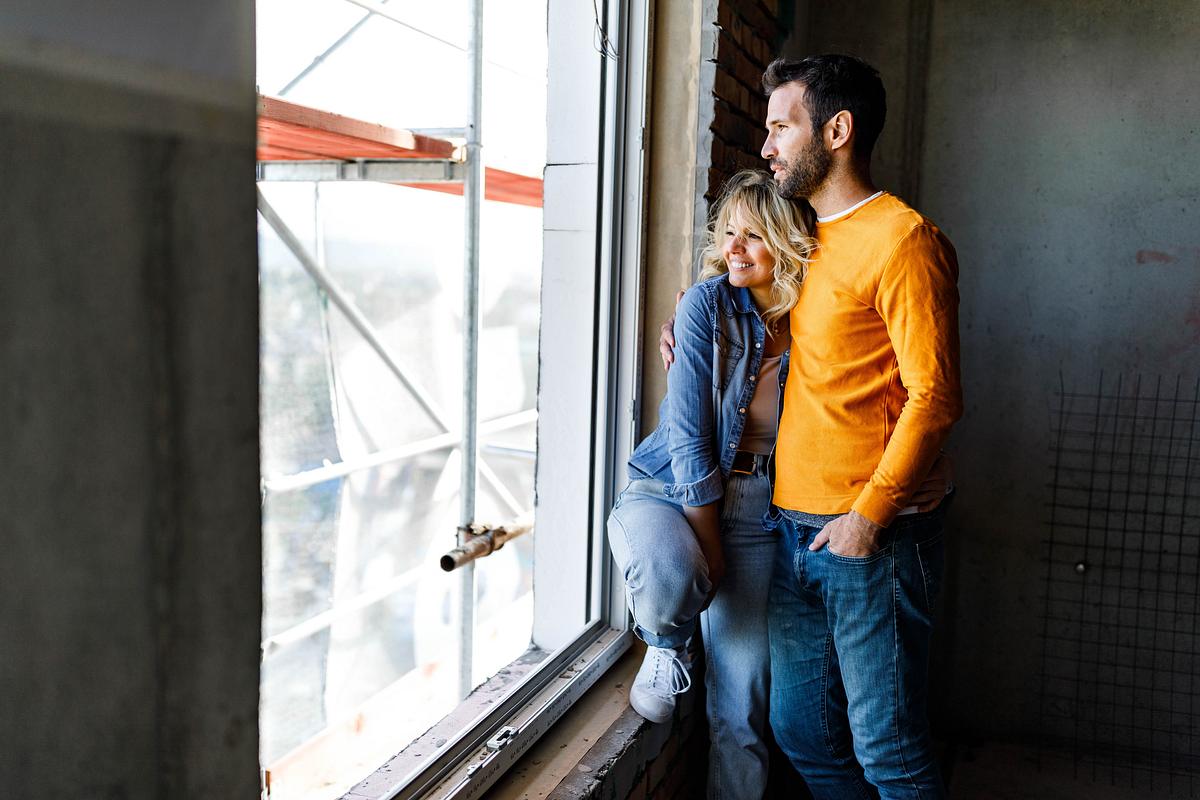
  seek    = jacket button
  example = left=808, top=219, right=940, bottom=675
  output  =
left=728, top=442, right=736, bottom=448
left=738, top=407, right=746, bottom=414
left=755, top=342, right=762, bottom=348
left=749, top=375, right=756, bottom=382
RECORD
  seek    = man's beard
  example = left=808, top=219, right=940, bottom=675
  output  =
left=773, top=136, right=832, bottom=199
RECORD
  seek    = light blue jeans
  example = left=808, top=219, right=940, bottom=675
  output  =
left=607, top=473, right=776, bottom=800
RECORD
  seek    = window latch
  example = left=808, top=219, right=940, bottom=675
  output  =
left=486, top=726, right=518, bottom=752
left=462, top=726, right=519, bottom=780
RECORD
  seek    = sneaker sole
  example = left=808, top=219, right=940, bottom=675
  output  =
left=628, top=694, right=673, bottom=724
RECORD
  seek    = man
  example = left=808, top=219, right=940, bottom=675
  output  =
left=663, top=54, right=961, bottom=798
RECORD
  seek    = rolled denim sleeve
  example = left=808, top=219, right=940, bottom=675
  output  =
left=663, top=286, right=724, bottom=507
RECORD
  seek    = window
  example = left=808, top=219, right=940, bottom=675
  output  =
left=256, top=1, right=650, bottom=797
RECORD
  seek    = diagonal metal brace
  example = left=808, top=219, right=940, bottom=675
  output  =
left=257, top=186, right=453, bottom=432
left=256, top=188, right=525, bottom=518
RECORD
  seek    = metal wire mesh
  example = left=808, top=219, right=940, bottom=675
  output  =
left=1036, top=373, right=1200, bottom=797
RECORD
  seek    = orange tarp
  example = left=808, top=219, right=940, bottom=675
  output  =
left=257, top=95, right=543, bottom=208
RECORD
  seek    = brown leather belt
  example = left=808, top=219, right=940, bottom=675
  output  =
left=730, top=450, right=769, bottom=475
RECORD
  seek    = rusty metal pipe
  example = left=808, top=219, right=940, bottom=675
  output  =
left=441, top=515, right=534, bottom=572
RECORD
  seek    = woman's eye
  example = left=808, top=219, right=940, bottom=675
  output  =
left=747, top=232, right=762, bottom=240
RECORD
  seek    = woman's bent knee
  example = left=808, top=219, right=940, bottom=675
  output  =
left=607, top=491, right=708, bottom=634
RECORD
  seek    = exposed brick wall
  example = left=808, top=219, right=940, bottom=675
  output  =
left=704, top=0, right=782, bottom=202
left=544, top=657, right=708, bottom=800
left=643, top=718, right=706, bottom=799
left=691, top=0, right=784, bottom=272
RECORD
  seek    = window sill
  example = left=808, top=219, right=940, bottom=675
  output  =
left=342, top=628, right=633, bottom=799
left=487, top=642, right=706, bottom=800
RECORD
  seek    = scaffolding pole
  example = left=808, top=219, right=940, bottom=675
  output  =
left=457, top=0, right=485, bottom=700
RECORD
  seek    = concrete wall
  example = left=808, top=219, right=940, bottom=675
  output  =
left=800, top=0, right=1200, bottom=742
left=0, top=4, right=260, bottom=797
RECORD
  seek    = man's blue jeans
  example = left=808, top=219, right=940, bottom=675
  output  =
left=768, top=502, right=949, bottom=800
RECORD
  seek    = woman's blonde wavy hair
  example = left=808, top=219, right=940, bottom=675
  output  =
left=698, top=169, right=817, bottom=332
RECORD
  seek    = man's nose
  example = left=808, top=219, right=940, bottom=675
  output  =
left=760, top=134, right=774, bottom=160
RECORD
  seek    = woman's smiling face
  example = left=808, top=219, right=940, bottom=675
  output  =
left=722, top=207, right=776, bottom=295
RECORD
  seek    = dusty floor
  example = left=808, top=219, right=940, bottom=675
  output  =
left=946, top=743, right=1196, bottom=799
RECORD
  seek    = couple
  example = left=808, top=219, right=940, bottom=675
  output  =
left=606, top=55, right=962, bottom=799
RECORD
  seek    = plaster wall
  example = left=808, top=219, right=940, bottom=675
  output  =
left=803, top=0, right=1200, bottom=740
left=920, top=0, right=1200, bottom=738
left=0, top=4, right=260, bottom=797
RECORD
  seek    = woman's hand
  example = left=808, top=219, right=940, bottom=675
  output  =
left=658, top=290, right=685, bottom=371
left=682, top=503, right=724, bottom=608
left=701, top=546, right=726, bottom=609
left=911, top=450, right=954, bottom=512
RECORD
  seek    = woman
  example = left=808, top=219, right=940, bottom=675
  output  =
left=606, top=168, right=810, bottom=799
left=607, top=170, right=946, bottom=798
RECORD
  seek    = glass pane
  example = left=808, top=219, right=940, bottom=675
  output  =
left=257, top=0, right=545, bottom=177
left=257, top=0, right=558, bottom=793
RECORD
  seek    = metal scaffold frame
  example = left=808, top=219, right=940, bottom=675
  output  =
left=256, top=0, right=530, bottom=704
left=456, top=0, right=486, bottom=701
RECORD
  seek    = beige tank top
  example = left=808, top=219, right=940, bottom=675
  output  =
left=739, top=354, right=782, bottom=455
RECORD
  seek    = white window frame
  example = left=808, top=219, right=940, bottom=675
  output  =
left=337, top=0, right=653, bottom=797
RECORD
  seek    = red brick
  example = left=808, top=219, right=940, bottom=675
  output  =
left=732, top=48, right=761, bottom=91
left=750, top=94, right=767, bottom=120
left=711, top=102, right=739, bottom=143
left=714, top=28, right=737, bottom=70
left=726, top=105, right=763, bottom=148
left=735, top=2, right=777, bottom=42
left=716, top=138, right=734, bottom=171
left=626, top=769, right=648, bottom=800
left=754, top=34, right=771, bottom=68
left=715, top=2, right=735, bottom=31
left=741, top=32, right=765, bottom=70
left=707, top=167, right=726, bottom=199
left=737, top=149, right=762, bottom=172
left=656, top=758, right=687, bottom=800
left=713, top=69, right=741, bottom=107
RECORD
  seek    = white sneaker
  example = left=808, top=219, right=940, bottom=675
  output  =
left=628, top=644, right=692, bottom=723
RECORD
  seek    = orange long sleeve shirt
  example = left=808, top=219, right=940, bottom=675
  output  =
left=772, top=192, right=962, bottom=527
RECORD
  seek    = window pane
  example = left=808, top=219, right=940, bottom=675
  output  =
left=257, top=0, right=570, bottom=793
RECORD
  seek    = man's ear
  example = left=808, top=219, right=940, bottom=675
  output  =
left=826, top=109, right=854, bottom=152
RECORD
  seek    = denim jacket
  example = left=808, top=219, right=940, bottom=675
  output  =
left=627, top=274, right=789, bottom=506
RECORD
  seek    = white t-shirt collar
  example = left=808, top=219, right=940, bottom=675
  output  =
left=816, top=190, right=884, bottom=224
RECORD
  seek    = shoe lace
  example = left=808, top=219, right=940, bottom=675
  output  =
left=650, top=648, right=691, bottom=696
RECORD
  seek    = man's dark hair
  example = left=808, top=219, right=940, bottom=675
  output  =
left=762, top=54, right=886, bottom=160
